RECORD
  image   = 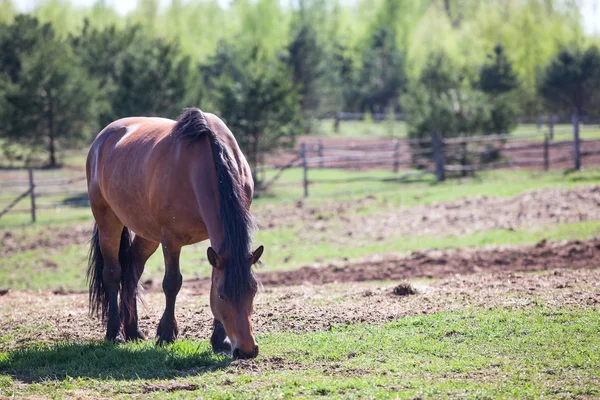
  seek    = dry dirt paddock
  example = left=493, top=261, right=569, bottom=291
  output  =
left=1, top=238, right=599, bottom=348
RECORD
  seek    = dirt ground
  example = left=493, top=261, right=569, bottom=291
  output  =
left=259, top=185, right=600, bottom=246
left=1, top=238, right=598, bottom=350
left=3, top=185, right=600, bottom=259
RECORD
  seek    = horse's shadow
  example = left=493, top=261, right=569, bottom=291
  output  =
left=0, top=341, right=230, bottom=383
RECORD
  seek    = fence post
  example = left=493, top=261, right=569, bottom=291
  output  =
left=28, top=168, right=36, bottom=223
left=572, top=113, right=581, bottom=170
left=549, top=114, right=555, bottom=140
left=301, top=143, right=308, bottom=197
left=392, top=139, right=400, bottom=172
left=543, top=133, right=550, bottom=171
left=333, top=113, right=340, bottom=133
left=431, top=131, right=445, bottom=182
left=317, top=139, right=323, bottom=169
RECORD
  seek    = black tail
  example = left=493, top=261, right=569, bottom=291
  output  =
left=87, top=224, right=135, bottom=323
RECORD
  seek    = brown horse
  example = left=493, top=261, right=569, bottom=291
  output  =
left=86, top=107, right=263, bottom=360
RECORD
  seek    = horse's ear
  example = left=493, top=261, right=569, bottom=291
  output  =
left=207, top=247, right=221, bottom=269
left=250, top=245, right=264, bottom=265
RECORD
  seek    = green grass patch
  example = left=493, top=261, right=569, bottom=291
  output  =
left=260, top=167, right=600, bottom=205
left=311, top=119, right=600, bottom=141
left=3, top=219, right=599, bottom=292
left=1, top=307, right=598, bottom=398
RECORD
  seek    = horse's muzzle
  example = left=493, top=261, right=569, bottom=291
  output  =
left=232, top=345, right=259, bottom=360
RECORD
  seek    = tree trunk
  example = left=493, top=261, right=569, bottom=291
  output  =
left=47, top=89, right=56, bottom=168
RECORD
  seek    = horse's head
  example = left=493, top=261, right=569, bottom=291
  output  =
left=207, top=245, right=264, bottom=359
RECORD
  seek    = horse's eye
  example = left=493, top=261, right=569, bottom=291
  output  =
left=218, top=293, right=225, bottom=301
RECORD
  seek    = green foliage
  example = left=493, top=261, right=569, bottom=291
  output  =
left=480, top=45, right=519, bottom=95
left=356, top=26, right=406, bottom=114
left=71, top=20, right=193, bottom=125
left=286, top=18, right=324, bottom=116
left=201, top=42, right=302, bottom=175
left=0, top=0, right=596, bottom=164
left=403, top=52, right=491, bottom=142
left=0, top=15, right=100, bottom=166
left=480, top=45, right=520, bottom=134
left=539, top=45, right=600, bottom=118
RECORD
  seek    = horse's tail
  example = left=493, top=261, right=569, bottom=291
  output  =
left=87, top=223, right=107, bottom=321
left=87, top=223, right=136, bottom=323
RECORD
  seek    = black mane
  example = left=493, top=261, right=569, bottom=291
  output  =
left=173, top=108, right=257, bottom=302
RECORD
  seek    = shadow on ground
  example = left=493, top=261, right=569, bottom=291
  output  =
left=0, top=340, right=229, bottom=382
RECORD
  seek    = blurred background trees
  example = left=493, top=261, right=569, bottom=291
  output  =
left=0, top=0, right=598, bottom=170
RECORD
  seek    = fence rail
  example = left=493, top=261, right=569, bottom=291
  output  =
left=1, top=121, right=599, bottom=220
left=289, top=121, right=599, bottom=197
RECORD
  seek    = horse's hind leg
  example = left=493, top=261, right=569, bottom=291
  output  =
left=121, top=235, right=159, bottom=341
left=94, top=209, right=126, bottom=342
left=156, top=238, right=183, bottom=345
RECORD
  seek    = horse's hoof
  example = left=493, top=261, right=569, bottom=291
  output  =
left=156, top=318, right=178, bottom=346
left=210, top=319, right=230, bottom=354
left=211, top=337, right=231, bottom=354
left=125, top=329, right=147, bottom=342
left=156, top=336, right=176, bottom=346
left=106, top=332, right=126, bottom=343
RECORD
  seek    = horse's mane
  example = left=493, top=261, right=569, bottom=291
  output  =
left=172, top=108, right=257, bottom=302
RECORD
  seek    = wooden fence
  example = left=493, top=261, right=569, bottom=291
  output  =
left=0, top=173, right=88, bottom=223
left=1, top=122, right=599, bottom=221
left=275, top=122, right=600, bottom=197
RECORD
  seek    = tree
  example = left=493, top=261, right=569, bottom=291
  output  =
left=357, top=26, right=406, bottom=114
left=200, top=41, right=301, bottom=178
left=71, top=21, right=193, bottom=126
left=0, top=15, right=100, bottom=166
left=403, top=52, right=490, bottom=141
left=286, top=20, right=324, bottom=117
left=480, top=45, right=518, bottom=95
left=539, top=45, right=600, bottom=119
left=480, top=44, right=519, bottom=134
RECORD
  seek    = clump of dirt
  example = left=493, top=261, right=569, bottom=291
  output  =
left=143, top=383, right=199, bottom=393
left=392, top=282, right=417, bottom=296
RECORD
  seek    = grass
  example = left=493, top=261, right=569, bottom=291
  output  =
left=3, top=218, right=599, bottom=292
left=4, top=167, right=600, bottom=229
left=2, top=167, right=600, bottom=292
left=0, top=306, right=598, bottom=398
left=259, top=167, right=600, bottom=206
left=312, top=119, right=600, bottom=141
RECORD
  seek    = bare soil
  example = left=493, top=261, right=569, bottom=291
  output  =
left=1, top=238, right=598, bottom=350
left=5, top=185, right=600, bottom=259
left=257, top=185, right=600, bottom=248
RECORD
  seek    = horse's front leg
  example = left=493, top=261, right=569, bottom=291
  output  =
left=156, top=239, right=183, bottom=345
left=210, top=319, right=231, bottom=354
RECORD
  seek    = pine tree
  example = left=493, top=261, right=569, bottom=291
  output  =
left=0, top=15, right=100, bottom=166
left=539, top=45, right=600, bottom=118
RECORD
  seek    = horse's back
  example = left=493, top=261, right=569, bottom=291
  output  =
left=87, top=117, right=183, bottom=240
left=86, top=112, right=253, bottom=245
